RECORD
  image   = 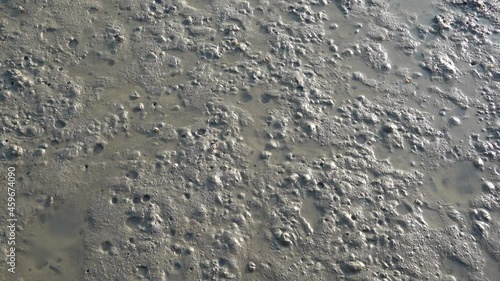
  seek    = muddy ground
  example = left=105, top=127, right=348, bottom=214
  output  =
left=0, top=0, right=499, bottom=280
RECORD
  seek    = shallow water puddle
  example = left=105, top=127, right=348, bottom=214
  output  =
left=425, top=161, right=482, bottom=207
left=17, top=199, right=87, bottom=281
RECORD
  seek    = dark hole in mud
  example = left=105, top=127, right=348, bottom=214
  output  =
left=137, top=265, right=149, bottom=276
left=88, top=7, right=98, bottom=14
left=142, top=194, right=150, bottom=202
left=126, top=170, right=139, bottom=179
left=101, top=241, right=112, bottom=251
left=197, top=128, right=207, bottom=135
left=184, top=232, right=194, bottom=241
left=355, top=134, right=367, bottom=144
left=261, top=93, right=272, bottom=103
left=241, top=90, right=253, bottom=102
left=68, top=39, right=79, bottom=49
left=107, top=59, right=115, bottom=66
left=55, top=120, right=66, bottom=128
left=93, top=143, right=104, bottom=154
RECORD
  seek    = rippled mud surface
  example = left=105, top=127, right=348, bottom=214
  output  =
left=0, top=0, right=499, bottom=280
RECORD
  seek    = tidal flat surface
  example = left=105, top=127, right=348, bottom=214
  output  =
left=1, top=0, right=499, bottom=280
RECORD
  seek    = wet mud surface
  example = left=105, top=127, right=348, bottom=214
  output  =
left=0, top=0, right=499, bottom=280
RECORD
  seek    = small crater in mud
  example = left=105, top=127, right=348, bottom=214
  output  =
left=261, top=93, right=273, bottom=104
left=126, top=170, right=139, bottom=179
left=68, top=38, right=79, bottom=49
left=55, top=120, right=66, bottom=129
left=101, top=241, right=112, bottom=252
left=137, top=265, right=149, bottom=277
left=93, top=143, right=104, bottom=155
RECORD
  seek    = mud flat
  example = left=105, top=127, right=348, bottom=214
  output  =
left=1, top=0, right=499, bottom=280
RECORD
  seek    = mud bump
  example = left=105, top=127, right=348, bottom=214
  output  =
left=54, top=119, right=66, bottom=129
left=68, top=38, right=79, bottom=49
left=137, top=265, right=149, bottom=277
left=261, top=93, right=273, bottom=104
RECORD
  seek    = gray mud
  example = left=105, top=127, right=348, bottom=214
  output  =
left=1, top=0, right=500, bottom=280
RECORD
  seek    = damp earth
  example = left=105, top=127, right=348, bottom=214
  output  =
left=1, top=0, right=500, bottom=281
